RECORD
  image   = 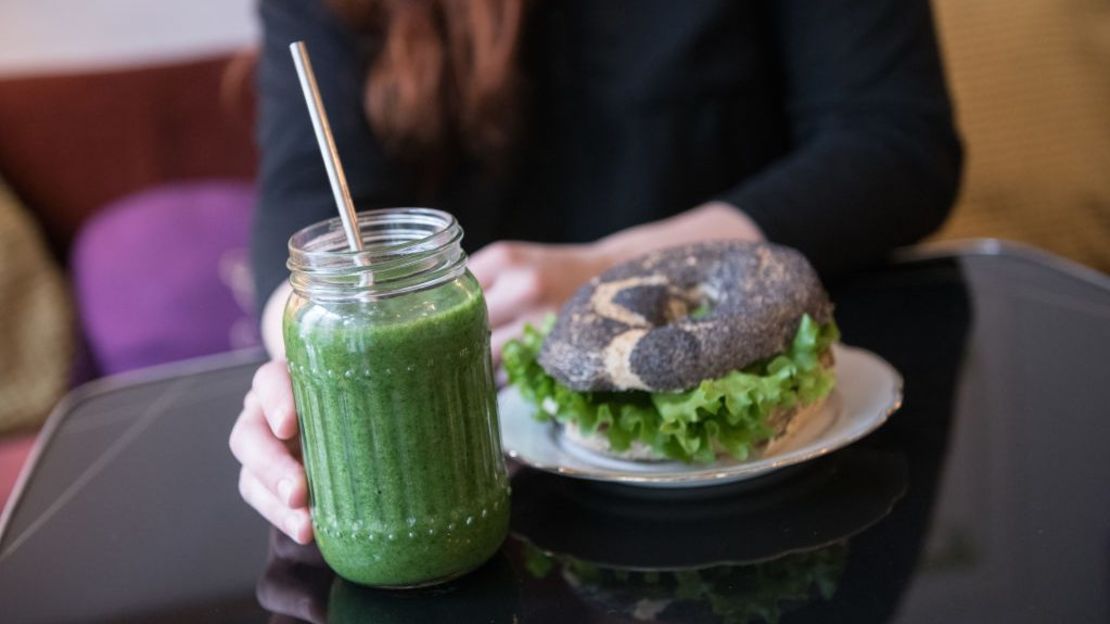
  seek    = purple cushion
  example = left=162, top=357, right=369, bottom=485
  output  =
left=72, top=181, right=260, bottom=375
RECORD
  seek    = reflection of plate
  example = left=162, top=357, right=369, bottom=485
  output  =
left=500, top=344, right=903, bottom=488
left=510, top=446, right=908, bottom=624
left=510, top=447, right=908, bottom=570
left=529, top=538, right=850, bottom=624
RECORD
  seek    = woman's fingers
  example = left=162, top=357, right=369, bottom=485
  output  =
left=485, top=267, right=544, bottom=328
left=469, top=241, right=522, bottom=290
left=270, top=525, right=327, bottom=566
left=240, top=468, right=313, bottom=545
left=253, top=360, right=298, bottom=440
left=229, top=400, right=309, bottom=508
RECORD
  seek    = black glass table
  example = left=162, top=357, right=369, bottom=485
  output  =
left=2, top=241, right=1108, bottom=623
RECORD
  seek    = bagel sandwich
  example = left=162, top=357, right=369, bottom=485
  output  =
left=502, top=241, right=839, bottom=464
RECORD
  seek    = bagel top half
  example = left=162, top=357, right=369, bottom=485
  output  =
left=537, top=241, right=833, bottom=393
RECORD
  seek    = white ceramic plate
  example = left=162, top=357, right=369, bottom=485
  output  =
left=499, top=344, right=903, bottom=488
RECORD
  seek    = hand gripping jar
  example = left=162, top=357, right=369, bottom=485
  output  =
left=283, top=208, right=509, bottom=587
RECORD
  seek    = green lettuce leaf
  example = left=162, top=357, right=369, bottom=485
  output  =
left=503, top=314, right=839, bottom=464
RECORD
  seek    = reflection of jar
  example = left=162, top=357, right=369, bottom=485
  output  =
left=284, top=208, right=509, bottom=588
left=327, top=553, right=520, bottom=623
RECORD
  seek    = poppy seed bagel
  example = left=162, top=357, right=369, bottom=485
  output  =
left=537, top=241, right=833, bottom=392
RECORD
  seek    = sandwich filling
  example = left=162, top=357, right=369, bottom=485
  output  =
left=503, top=314, right=839, bottom=463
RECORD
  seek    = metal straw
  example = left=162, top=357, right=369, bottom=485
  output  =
left=290, top=41, right=363, bottom=253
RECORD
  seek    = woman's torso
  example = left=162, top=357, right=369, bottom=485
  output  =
left=430, top=0, right=788, bottom=251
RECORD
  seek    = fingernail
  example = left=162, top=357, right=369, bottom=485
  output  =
left=278, top=404, right=298, bottom=437
left=285, top=514, right=305, bottom=539
left=278, top=479, right=293, bottom=504
left=272, top=403, right=290, bottom=430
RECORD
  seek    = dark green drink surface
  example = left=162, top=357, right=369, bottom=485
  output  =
left=284, top=274, right=509, bottom=587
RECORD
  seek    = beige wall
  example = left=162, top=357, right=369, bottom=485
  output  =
left=932, top=0, right=1110, bottom=271
left=0, top=0, right=257, bottom=76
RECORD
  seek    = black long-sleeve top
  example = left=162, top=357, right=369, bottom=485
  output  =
left=252, top=0, right=962, bottom=304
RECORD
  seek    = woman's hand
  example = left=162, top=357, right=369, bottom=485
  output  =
left=470, top=201, right=763, bottom=363
left=469, top=241, right=612, bottom=364
left=229, top=359, right=313, bottom=545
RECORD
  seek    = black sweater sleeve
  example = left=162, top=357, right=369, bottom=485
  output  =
left=250, top=0, right=412, bottom=310
left=720, top=0, right=963, bottom=275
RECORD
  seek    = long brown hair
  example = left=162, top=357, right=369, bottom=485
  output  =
left=330, top=0, right=528, bottom=175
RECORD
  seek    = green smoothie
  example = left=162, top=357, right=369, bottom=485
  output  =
left=284, top=272, right=510, bottom=587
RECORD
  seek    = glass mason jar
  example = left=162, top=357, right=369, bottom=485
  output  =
left=283, top=208, right=509, bottom=588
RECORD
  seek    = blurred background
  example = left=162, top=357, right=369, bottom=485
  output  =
left=0, top=0, right=1107, bottom=502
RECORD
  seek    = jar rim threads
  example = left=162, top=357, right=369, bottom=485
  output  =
left=287, top=208, right=466, bottom=299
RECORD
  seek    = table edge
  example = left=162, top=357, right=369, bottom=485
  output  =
left=0, top=348, right=267, bottom=545
left=896, top=237, right=1110, bottom=291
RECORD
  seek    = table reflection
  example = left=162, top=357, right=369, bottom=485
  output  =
left=510, top=447, right=907, bottom=623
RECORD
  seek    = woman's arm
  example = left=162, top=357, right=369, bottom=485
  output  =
left=718, top=0, right=963, bottom=275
